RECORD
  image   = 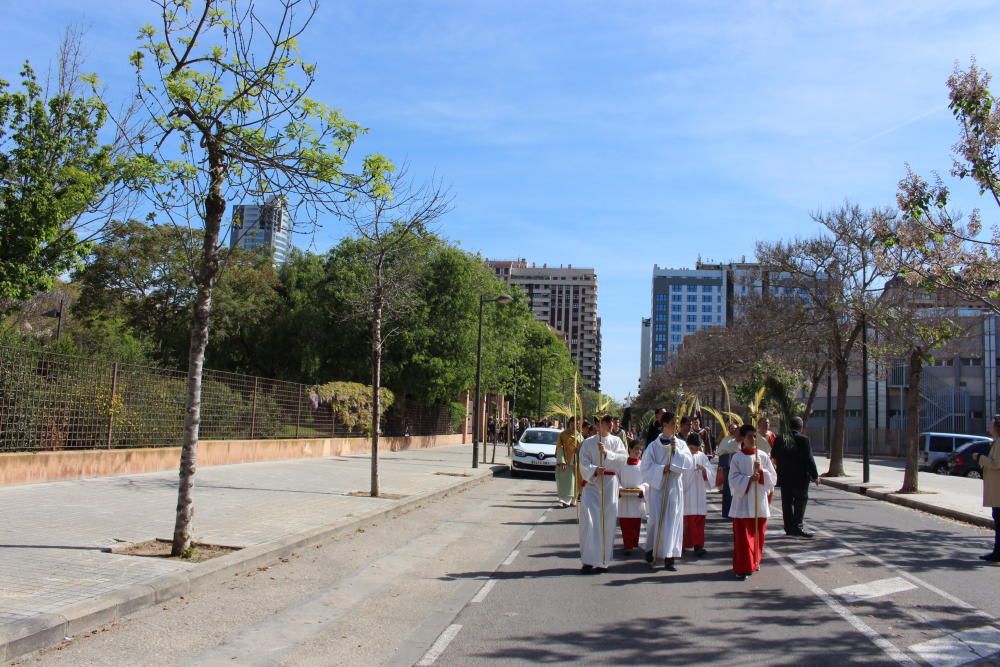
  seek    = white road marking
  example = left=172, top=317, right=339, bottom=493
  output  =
left=812, top=528, right=997, bottom=623
left=470, top=579, right=496, bottom=604
left=415, top=624, right=463, bottom=666
left=769, top=546, right=917, bottom=666
left=522, top=529, right=535, bottom=542
left=536, top=514, right=547, bottom=523
left=834, top=577, right=918, bottom=603
left=908, top=626, right=1000, bottom=667
left=789, top=547, right=855, bottom=565
left=501, top=549, right=519, bottom=566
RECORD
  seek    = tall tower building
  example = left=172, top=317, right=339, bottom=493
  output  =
left=487, top=259, right=602, bottom=391
left=230, top=196, right=293, bottom=266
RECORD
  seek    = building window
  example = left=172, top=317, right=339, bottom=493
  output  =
left=702, top=305, right=712, bottom=313
left=687, top=295, right=697, bottom=302
left=671, top=334, right=682, bottom=342
left=671, top=314, right=681, bottom=322
left=655, top=304, right=667, bottom=312
left=670, top=325, right=681, bottom=332
left=686, top=325, right=696, bottom=332
left=702, top=285, right=713, bottom=292
left=671, top=304, right=682, bottom=312
left=655, top=324, right=666, bottom=331
left=961, top=357, right=983, bottom=366
left=671, top=284, right=682, bottom=292
left=687, top=285, right=697, bottom=291
left=702, top=295, right=712, bottom=302
left=687, top=305, right=697, bottom=313
left=687, top=315, right=696, bottom=322
left=655, top=294, right=667, bottom=302
left=702, top=316, right=712, bottom=323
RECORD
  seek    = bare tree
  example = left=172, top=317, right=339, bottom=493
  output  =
left=337, top=168, right=449, bottom=496
left=758, top=204, right=897, bottom=477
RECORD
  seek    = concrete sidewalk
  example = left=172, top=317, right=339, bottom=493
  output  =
left=814, top=455, right=994, bottom=528
left=0, top=444, right=506, bottom=662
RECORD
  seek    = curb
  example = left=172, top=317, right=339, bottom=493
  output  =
left=0, top=464, right=509, bottom=664
left=818, top=477, right=995, bottom=530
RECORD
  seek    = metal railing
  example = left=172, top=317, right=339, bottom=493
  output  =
left=0, top=345, right=459, bottom=452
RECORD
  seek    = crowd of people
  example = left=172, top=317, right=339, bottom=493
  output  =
left=553, top=409, right=819, bottom=580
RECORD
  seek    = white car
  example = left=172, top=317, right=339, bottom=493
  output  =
left=511, top=427, right=562, bottom=476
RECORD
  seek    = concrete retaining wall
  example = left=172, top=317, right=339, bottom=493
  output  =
left=0, top=433, right=466, bottom=486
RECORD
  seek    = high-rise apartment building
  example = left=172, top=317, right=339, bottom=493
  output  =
left=487, top=259, right=602, bottom=391
left=230, top=196, right=293, bottom=265
left=640, top=265, right=728, bottom=388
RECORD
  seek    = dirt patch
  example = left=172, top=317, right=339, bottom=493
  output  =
left=105, top=539, right=242, bottom=562
left=346, top=490, right=408, bottom=500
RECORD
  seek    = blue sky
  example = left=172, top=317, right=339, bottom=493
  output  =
left=5, top=1, right=1000, bottom=399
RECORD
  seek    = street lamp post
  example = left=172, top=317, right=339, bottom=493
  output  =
left=473, top=294, right=512, bottom=469
left=536, top=351, right=557, bottom=423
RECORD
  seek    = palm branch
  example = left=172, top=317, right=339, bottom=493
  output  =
left=764, top=375, right=800, bottom=440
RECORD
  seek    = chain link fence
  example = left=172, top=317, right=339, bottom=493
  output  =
left=0, top=345, right=461, bottom=452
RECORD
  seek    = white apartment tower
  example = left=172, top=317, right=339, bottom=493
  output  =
left=487, top=259, right=602, bottom=391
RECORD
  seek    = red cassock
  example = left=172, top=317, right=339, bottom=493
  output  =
left=732, top=517, right=768, bottom=574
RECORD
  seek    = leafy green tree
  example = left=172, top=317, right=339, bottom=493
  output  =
left=118, top=0, right=389, bottom=556
left=74, top=219, right=196, bottom=364
left=0, top=33, right=125, bottom=306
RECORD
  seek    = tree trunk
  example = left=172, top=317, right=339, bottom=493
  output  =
left=900, top=348, right=923, bottom=493
left=827, top=358, right=850, bottom=477
left=170, top=160, right=225, bottom=558
left=370, top=298, right=382, bottom=498
left=804, top=362, right=827, bottom=425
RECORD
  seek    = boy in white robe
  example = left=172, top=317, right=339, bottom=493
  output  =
left=729, top=424, right=778, bottom=581
left=617, top=442, right=648, bottom=556
left=682, top=433, right=715, bottom=558
left=578, top=415, right=627, bottom=573
left=641, top=411, right=694, bottom=571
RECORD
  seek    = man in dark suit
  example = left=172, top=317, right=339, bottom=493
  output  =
left=773, top=416, right=820, bottom=537
left=644, top=408, right=666, bottom=446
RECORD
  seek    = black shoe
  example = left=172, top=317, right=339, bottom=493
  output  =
left=736, top=573, right=748, bottom=581
left=594, top=567, right=608, bottom=573
left=981, top=553, right=1000, bottom=562
left=645, top=550, right=654, bottom=563
left=695, top=547, right=708, bottom=558
left=797, top=530, right=814, bottom=538
left=664, top=558, right=677, bottom=572
left=581, top=564, right=595, bottom=574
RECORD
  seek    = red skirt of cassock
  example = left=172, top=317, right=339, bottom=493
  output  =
left=683, top=514, right=706, bottom=549
left=618, top=517, right=641, bottom=549
left=732, top=517, right=767, bottom=575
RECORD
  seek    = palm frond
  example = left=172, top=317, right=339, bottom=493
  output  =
left=764, top=375, right=800, bottom=439
left=720, top=377, right=733, bottom=416
left=547, top=403, right=573, bottom=419
left=748, top=385, right=767, bottom=422
left=722, top=411, right=744, bottom=427
left=701, top=405, right=729, bottom=436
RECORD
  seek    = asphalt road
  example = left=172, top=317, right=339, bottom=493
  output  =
left=433, top=480, right=1000, bottom=666
left=16, top=473, right=1000, bottom=666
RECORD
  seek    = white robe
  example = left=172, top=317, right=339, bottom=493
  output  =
left=617, top=461, right=647, bottom=519
left=682, top=451, right=715, bottom=516
left=578, top=434, right=627, bottom=567
left=728, top=450, right=777, bottom=519
left=755, top=433, right=773, bottom=456
left=641, top=435, right=694, bottom=559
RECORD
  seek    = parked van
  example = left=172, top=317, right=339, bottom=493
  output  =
left=919, top=432, right=993, bottom=473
